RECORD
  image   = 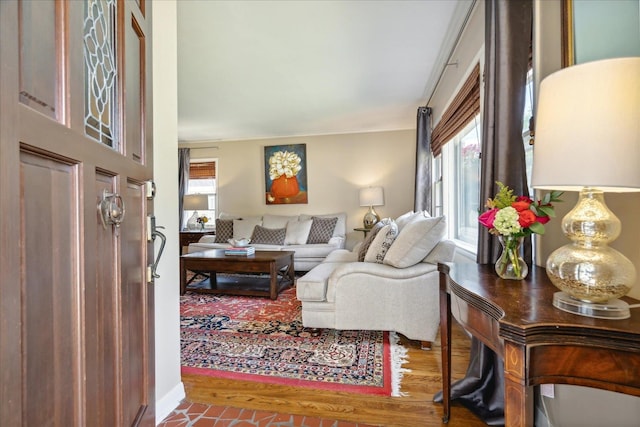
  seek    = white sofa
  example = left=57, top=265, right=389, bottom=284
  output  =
left=188, top=212, right=347, bottom=271
left=296, top=213, right=456, bottom=346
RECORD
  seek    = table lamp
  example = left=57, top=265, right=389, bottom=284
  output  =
left=532, top=57, right=640, bottom=319
left=359, top=186, right=384, bottom=229
left=183, top=194, right=209, bottom=230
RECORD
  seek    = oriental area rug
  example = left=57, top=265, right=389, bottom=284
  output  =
left=180, top=285, right=409, bottom=396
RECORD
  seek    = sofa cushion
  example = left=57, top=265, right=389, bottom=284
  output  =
left=306, top=216, right=338, bottom=244
left=284, top=218, right=313, bottom=245
left=251, top=225, right=286, bottom=245
left=357, top=221, right=385, bottom=261
left=286, top=243, right=338, bottom=259
left=262, top=214, right=299, bottom=229
left=233, top=218, right=262, bottom=240
left=214, top=219, right=233, bottom=243
left=364, top=221, right=398, bottom=263
left=383, top=216, right=446, bottom=268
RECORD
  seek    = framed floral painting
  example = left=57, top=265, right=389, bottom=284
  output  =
left=264, top=144, right=308, bottom=204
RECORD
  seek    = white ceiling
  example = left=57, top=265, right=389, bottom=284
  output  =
left=177, top=0, right=473, bottom=143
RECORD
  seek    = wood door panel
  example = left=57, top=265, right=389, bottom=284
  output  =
left=125, top=16, right=145, bottom=163
left=20, top=148, right=80, bottom=427
left=19, top=0, right=59, bottom=119
left=121, top=180, right=149, bottom=424
left=85, top=172, right=120, bottom=427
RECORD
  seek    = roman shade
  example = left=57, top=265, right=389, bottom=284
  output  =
left=189, top=161, right=216, bottom=179
left=430, top=63, right=480, bottom=157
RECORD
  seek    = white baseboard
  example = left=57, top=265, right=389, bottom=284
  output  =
left=155, top=382, right=186, bottom=425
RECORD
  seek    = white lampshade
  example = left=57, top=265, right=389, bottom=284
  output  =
left=532, top=57, right=640, bottom=192
left=359, top=186, right=384, bottom=207
left=531, top=57, right=640, bottom=320
left=183, top=194, right=209, bottom=211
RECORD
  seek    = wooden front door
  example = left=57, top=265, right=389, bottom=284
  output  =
left=0, top=0, right=155, bottom=425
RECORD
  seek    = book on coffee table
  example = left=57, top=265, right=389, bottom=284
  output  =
left=224, top=246, right=255, bottom=256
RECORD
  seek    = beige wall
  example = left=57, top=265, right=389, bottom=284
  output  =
left=184, top=129, right=416, bottom=248
left=428, top=0, right=484, bottom=124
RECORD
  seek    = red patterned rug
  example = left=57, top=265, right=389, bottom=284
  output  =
left=180, top=286, right=409, bottom=396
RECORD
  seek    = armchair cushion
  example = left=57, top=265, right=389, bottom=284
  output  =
left=383, top=216, right=446, bottom=268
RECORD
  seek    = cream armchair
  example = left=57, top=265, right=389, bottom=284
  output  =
left=296, top=213, right=456, bottom=348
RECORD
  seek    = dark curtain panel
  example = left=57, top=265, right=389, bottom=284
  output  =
left=178, top=148, right=190, bottom=230
left=433, top=336, right=505, bottom=426
left=437, top=1, right=533, bottom=426
left=414, top=107, right=432, bottom=212
left=477, top=0, right=532, bottom=266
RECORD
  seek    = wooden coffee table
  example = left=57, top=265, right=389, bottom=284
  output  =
left=180, top=249, right=295, bottom=300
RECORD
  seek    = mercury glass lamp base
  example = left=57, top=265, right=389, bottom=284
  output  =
left=553, top=292, right=630, bottom=320
left=363, top=206, right=380, bottom=229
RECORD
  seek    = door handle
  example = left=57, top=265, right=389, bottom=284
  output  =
left=148, top=215, right=166, bottom=280
left=99, top=189, right=125, bottom=229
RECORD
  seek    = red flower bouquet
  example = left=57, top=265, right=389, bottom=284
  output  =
left=479, top=182, right=562, bottom=279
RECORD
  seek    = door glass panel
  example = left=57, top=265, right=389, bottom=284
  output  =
left=83, top=0, right=118, bottom=149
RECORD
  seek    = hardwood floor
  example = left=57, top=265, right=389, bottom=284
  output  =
left=182, top=320, right=486, bottom=427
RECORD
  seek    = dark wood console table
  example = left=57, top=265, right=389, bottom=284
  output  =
left=179, top=230, right=215, bottom=253
left=439, top=263, right=640, bottom=426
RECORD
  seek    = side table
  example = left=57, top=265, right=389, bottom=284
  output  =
left=353, top=227, right=371, bottom=237
left=180, top=230, right=215, bottom=254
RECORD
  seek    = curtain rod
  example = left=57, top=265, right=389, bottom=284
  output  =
left=425, top=0, right=477, bottom=108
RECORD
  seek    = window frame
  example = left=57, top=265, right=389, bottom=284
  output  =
left=184, top=158, right=218, bottom=229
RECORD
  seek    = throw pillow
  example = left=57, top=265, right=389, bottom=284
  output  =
left=356, top=220, right=386, bottom=262
left=396, top=210, right=431, bottom=231
left=214, top=219, right=233, bottom=243
left=299, top=212, right=346, bottom=238
left=364, top=221, right=398, bottom=263
left=284, top=219, right=313, bottom=245
left=383, top=216, right=446, bottom=268
left=251, top=225, right=286, bottom=245
left=233, top=218, right=263, bottom=240
left=395, top=211, right=415, bottom=231
left=306, top=216, right=338, bottom=244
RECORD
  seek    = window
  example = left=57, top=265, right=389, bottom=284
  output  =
left=438, top=116, right=481, bottom=250
left=435, top=70, right=534, bottom=253
left=184, top=159, right=217, bottom=229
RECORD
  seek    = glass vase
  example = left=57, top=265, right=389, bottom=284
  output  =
left=495, top=235, right=528, bottom=280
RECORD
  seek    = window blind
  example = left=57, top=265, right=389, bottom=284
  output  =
left=431, top=63, right=481, bottom=157
left=189, top=161, right=216, bottom=179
